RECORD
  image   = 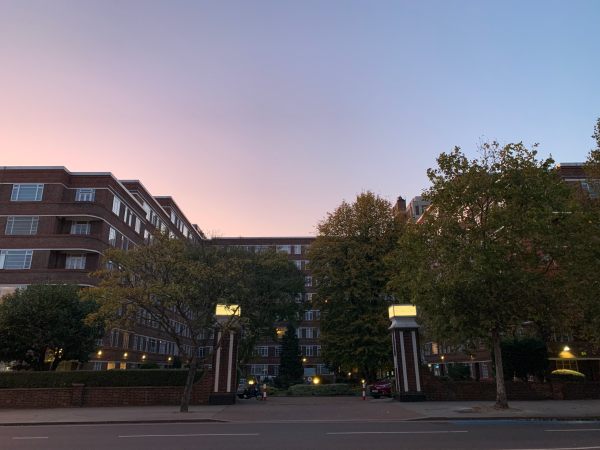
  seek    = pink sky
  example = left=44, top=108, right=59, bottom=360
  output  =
left=1, top=1, right=598, bottom=236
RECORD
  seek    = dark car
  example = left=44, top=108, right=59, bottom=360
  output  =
left=236, top=379, right=260, bottom=399
left=369, top=379, right=393, bottom=399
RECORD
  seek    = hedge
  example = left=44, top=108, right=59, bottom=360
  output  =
left=0, top=370, right=202, bottom=389
left=288, top=383, right=353, bottom=396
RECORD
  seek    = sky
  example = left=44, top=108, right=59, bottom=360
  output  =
left=1, top=0, right=599, bottom=236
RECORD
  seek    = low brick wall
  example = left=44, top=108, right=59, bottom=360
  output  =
left=0, top=373, right=213, bottom=409
left=423, top=377, right=599, bottom=401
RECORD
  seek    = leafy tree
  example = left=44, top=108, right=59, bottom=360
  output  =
left=276, top=325, right=303, bottom=387
left=309, top=192, right=402, bottom=381
left=87, top=233, right=302, bottom=412
left=391, top=142, right=579, bottom=408
left=500, top=338, right=548, bottom=381
left=0, top=284, right=100, bottom=371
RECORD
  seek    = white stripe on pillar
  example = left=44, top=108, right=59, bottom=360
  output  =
left=226, top=332, right=234, bottom=392
left=411, top=330, right=421, bottom=392
left=391, top=333, right=400, bottom=394
left=214, top=331, right=222, bottom=392
left=399, top=331, right=408, bottom=392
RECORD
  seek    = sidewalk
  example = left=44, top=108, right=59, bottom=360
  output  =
left=1, top=397, right=599, bottom=426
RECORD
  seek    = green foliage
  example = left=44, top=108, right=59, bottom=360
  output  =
left=0, top=284, right=101, bottom=371
left=391, top=142, right=581, bottom=407
left=447, top=364, right=471, bottom=381
left=0, top=369, right=200, bottom=389
left=309, top=192, right=401, bottom=380
left=276, top=325, right=304, bottom=388
left=287, top=383, right=352, bottom=396
left=501, top=338, right=548, bottom=381
left=550, top=369, right=585, bottom=382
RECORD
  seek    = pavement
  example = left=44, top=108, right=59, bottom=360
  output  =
left=1, top=397, right=600, bottom=426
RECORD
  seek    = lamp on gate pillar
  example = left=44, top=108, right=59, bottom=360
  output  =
left=389, top=304, right=426, bottom=402
left=209, top=304, right=241, bottom=405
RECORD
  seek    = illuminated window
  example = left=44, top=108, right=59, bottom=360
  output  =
left=11, top=184, right=43, bottom=201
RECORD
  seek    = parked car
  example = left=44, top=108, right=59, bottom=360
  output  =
left=236, top=378, right=261, bottom=399
left=369, top=379, right=393, bottom=399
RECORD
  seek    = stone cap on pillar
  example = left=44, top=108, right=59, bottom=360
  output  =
left=388, top=304, right=419, bottom=329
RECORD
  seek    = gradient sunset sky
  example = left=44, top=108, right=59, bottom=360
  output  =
left=1, top=0, right=599, bottom=236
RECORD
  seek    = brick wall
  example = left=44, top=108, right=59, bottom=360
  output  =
left=422, top=376, right=599, bottom=401
left=0, top=374, right=213, bottom=409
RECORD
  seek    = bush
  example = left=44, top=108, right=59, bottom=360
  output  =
left=447, top=364, right=471, bottom=381
left=0, top=369, right=202, bottom=389
left=288, top=383, right=352, bottom=396
left=550, top=369, right=586, bottom=382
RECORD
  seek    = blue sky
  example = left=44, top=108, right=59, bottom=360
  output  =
left=1, top=0, right=598, bottom=235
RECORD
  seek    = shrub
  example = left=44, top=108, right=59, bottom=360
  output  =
left=447, top=364, right=471, bottom=381
left=0, top=369, right=202, bottom=389
left=288, top=383, right=352, bottom=396
left=550, top=369, right=586, bottom=382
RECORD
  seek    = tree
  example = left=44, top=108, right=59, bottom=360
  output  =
left=87, top=233, right=303, bottom=412
left=276, top=325, right=303, bottom=387
left=0, top=284, right=100, bottom=370
left=391, top=142, right=579, bottom=408
left=309, top=192, right=402, bottom=381
left=500, top=338, right=548, bottom=382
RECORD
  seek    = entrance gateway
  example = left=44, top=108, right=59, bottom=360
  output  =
left=389, top=305, right=426, bottom=401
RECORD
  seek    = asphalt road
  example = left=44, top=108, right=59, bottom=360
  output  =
left=2, top=420, right=600, bottom=450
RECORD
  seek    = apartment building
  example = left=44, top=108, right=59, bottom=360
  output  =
left=0, top=166, right=204, bottom=369
left=211, top=237, right=331, bottom=381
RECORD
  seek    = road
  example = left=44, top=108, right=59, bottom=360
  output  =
left=2, top=420, right=600, bottom=450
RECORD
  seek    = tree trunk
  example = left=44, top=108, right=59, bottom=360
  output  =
left=492, top=329, right=509, bottom=409
left=180, top=355, right=198, bottom=413
left=50, top=356, right=61, bottom=371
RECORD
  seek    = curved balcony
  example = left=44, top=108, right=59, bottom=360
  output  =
left=0, top=268, right=97, bottom=286
left=0, top=234, right=108, bottom=254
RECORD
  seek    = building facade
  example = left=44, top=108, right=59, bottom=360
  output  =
left=0, top=166, right=204, bottom=369
left=211, top=237, right=330, bottom=381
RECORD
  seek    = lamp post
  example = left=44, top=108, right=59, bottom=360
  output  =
left=209, top=304, right=241, bottom=405
left=388, top=304, right=425, bottom=401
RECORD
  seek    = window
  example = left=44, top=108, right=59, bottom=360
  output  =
left=11, top=184, right=44, bottom=201
left=250, top=364, right=268, bottom=376
left=305, top=276, right=312, bottom=287
left=112, top=196, right=122, bottom=215
left=0, top=250, right=33, bottom=269
left=294, top=260, right=302, bottom=269
left=65, top=254, right=86, bottom=270
left=108, top=227, right=117, bottom=246
left=275, top=346, right=282, bottom=357
left=276, top=245, right=291, bottom=254
left=294, top=245, right=302, bottom=255
left=135, top=217, right=141, bottom=234
left=70, top=222, right=90, bottom=235
left=255, top=346, right=269, bottom=357
left=75, top=188, right=95, bottom=202
left=5, top=216, right=39, bottom=235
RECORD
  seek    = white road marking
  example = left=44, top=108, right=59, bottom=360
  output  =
left=327, top=430, right=468, bottom=435
left=545, top=428, right=600, bottom=432
left=500, top=446, right=600, bottom=450
left=12, top=436, right=49, bottom=440
left=119, top=433, right=259, bottom=438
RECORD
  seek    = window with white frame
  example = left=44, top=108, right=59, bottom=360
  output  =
left=112, top=196, right=122, bottom=215
left=275, top=346, right=282, bottom=357
left=250, top=364, right=268, bottom=376
left=5, top=216, right=39, bottom=235
left=255, top=346, right=269, bottom=357
left=75, top=188, right=95, bottom=202
left=294, top=260, right=302, bottom=269
left=305, top=276, right=312, bottom=287
left=65, top=254, right=86, bottom=270
left=0, top=250, right=33, bottom=269
left=134, top=217, right=141, bottom=234
left=294, top=245, right=302, bottom=255
left=11, top=184, right=44, bottom=201
left=108, top=227, right=117, bottom=246
left=70, top=221, right=90, bottom=235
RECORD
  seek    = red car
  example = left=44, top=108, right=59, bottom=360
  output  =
left=369, top=379, right=393, bottom=399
